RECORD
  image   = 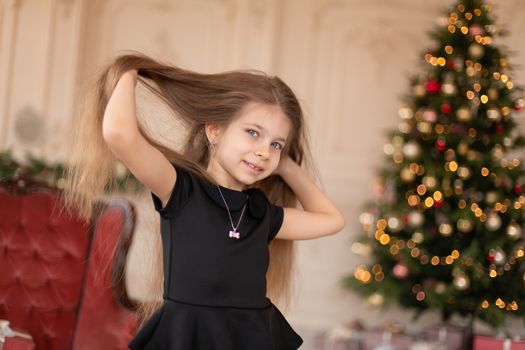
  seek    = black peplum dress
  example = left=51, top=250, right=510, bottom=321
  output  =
left=128, top=165, right=303, bottom=350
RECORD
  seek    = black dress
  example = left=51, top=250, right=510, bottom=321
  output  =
left=128, top=165, right=303, bottom=350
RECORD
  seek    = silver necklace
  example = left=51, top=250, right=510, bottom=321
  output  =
left=216, top=185, right=248, bottom=239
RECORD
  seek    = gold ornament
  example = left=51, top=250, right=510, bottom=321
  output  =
left=469, top=44, right=485, bottom=59
left=387, top=216, right=403, bottom=233
left=487, top=107, right=501, bottom=121
left=393, top=152, right=403, bottom=164
left=367, top=293, right=385, bottom=307
left=485, top=191, right=498, bottom=204
left=417, top=121, right=433, bottom=134
left=422, top=176, right=437, bottom=189
left=398, top=105, right=414, bottom=120
left=457, top=167, right=471, bottom=180
left=453, top=274, right=470, bottom=291
left=453, top=268, right=470, bottom=290
left=456, top=107, right=472, bottom=122
left=383, top=143, right=395, bottom=156
left=401, top=167, right=416, bottom=182
left=506, top=221, right=522, bottom=240
left=412, top=231, right=424, bottom=243
left=392, top=135, right=404, bottom=148
left=439, top=223, right=454, bottom=236
left=403, top=141, right=421, bottom=159
left=441, top=82, right=457, bottom=96
left=457, top=218, right=474, bottom=233
left=441, top=73, right=457, bottom=97
left=486, top=212, right=502, bottom=231
left=359, top=212, right=375, bottom=227
left=503, top=137, right=513, bottom=147
left=408, top=210, right=425, bottom=227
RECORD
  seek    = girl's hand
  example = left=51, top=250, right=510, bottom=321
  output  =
left=268, top=155, right=346, bottom=240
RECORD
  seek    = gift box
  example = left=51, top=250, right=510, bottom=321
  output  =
left=315, top=321, right=365, bottom=350
left=473, top=335, right=525, bottom=350
left=422, top=325, right=469, bottom=350
left=319, top=320, right=422, bottom=350
left=361, top=329, right=414, bottom=350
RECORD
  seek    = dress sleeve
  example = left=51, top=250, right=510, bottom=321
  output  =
left=151, top=164, right=193, bottom=219
left=268, top=203, right=284, bottom=243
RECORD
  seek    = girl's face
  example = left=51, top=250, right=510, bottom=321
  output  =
left=206, top=101, right=291, bottom=191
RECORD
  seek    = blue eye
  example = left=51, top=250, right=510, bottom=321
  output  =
left=247, top=129, right=258, bottom=137
left=272, top=142, right=283, bottom=150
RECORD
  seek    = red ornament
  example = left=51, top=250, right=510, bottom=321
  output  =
left=514, top=104, right=522, bottom=112
left=440, top=103, right=452, bottom=114
left=514, top=185, right=522, bottom=194
left=495, top=124, right=505, bottom=135
left=487, top=253, right=495, bottom=264
left=426, top=80, right=441, bottom=94
left=435, top=138, right=447, bottom=151
left=434, top=198, right=444, bottom=208
left=446, top=60, right=456, bottom=70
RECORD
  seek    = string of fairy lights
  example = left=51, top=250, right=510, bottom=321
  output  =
left=351, top=2, right=525, bottom=318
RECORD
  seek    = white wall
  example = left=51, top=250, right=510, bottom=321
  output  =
left=2, top=0, right=525, bottom=340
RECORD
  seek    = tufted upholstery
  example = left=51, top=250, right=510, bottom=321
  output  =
left=0, top=177, right=139, bottom=349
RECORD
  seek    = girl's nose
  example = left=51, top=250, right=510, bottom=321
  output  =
left=255, top=148, right=270, bottom=159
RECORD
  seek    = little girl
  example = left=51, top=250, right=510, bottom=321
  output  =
left=64, top=52, right=345, bottom=349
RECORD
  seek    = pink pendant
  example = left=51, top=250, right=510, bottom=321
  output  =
left=229, top=230, right=240, bottom=239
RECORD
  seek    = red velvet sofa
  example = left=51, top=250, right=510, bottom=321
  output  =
left=0, top=175, right=139, bottom=349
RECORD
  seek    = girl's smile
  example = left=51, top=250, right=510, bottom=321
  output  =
left=243, top=160, right=264, bottom=173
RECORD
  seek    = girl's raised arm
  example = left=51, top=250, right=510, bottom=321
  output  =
left=102, top=69, right=176, bottom=208
left=273, top=156, right=346, bottom=240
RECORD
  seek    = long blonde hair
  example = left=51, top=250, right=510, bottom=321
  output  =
left=63, top=51, right=316, bottom=328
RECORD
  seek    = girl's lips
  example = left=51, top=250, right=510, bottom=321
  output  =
left=243, top=160, right=263, bottom=172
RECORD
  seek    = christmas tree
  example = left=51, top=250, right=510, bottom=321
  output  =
left=345, top=0, right=525, bottom=330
